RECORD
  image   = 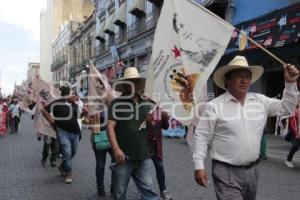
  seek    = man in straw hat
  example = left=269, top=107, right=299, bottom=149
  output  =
left=193, top=55, right=299, bottom=200
left=107, top=67, right=159, bottom=200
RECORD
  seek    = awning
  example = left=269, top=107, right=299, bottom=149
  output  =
left=128, top=0, right=146, bottom=17
left=104, top=13, right=115, bottom=35
left=114, top=2, right=127, bottom=27
left=95, top=22, right=105, bottom=41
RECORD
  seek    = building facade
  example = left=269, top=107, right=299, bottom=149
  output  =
left=40, top=0, right=95, bottom=85
left=69, top=12, right=96, bottom=93
left=51, top=21, right=81, bottom=88
left=93, top=0, right=231, bottom=83
left=52, top=0, right=95, bottom=40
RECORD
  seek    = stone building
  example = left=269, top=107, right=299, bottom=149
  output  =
left=51, top=21, right=81, bottom=88
left=69, top=12, right=96, bottom=93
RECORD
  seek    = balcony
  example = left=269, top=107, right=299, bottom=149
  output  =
left=115, top=33, right=127, bottom=45
left=127, top=21, right=146, bottom=39
left=69, top=64, right=87, bottom=77
left=127, top=11, right=160, bottom=40
left=69, top=59, right=90, bottom=76
left=51, top=57, right=67, bottom=72
left=95, top=45, right=109, bottom=57
left=145, top=10, right=160, bottom=30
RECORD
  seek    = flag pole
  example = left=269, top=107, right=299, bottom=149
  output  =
left=188, top=0, right=286, bottom=66
left=236, top=29, right=285, bottom=65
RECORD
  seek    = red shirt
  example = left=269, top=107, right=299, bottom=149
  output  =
left=289, top=108, right=299, bottom=137
left=147, top=107, right=169, bottom=160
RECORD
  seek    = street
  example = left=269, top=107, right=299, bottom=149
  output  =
left=1, top=114, right=300, bottom=200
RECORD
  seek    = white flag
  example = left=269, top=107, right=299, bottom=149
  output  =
left=23, top=77, right=35, bottom=101
left=145, top=0, right=234, bottom=125
left=87, top=64, right=120, bottom=116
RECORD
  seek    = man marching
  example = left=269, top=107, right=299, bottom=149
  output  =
left=193, top=56, right=299, bottom=200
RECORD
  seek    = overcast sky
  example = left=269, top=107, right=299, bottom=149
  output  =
left=0, top=0, right=46, bottom=95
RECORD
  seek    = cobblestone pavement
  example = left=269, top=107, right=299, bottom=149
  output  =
left=1, top=114, right=300, bottom=200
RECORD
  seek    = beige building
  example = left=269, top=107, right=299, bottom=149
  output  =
left=52, top=0, right=95, bottom=39
left=40, top=0, right=95, bottom=85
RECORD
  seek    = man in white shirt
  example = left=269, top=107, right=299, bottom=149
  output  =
left=193, top=56, right=299, bottom=200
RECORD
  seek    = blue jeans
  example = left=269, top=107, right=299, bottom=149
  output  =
left=151, top=155, right=166, bottom=193
left=56, top=128, right=79, bottom=173
left=94, top=148, right=114, bottom=189
left=112, top=159, right=159, bottom=200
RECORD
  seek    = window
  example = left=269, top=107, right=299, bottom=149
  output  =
left=127, top=0, right=136, bottom=26
left=146, top=1, right=153, bottom=16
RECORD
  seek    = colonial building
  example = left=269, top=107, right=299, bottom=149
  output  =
left=51, top=21, right=81, bottom=88
left=69, top=11, right=96, bottom=93
left=40, top=0, right=95, bottom=84
left=93, top=0, right=230, bottom=82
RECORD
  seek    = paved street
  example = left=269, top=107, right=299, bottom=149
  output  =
left=1, top=114, right=300, bottom=200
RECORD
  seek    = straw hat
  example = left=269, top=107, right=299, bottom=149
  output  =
left=213, top=55, right=264, bottom=90
left=114, top=67, right=146, bottom=92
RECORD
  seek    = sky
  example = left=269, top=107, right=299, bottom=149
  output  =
left=0, top=0, right=46, bottom=96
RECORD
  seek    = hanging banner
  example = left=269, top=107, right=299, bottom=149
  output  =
left=226, top=2, right=300, bottom=54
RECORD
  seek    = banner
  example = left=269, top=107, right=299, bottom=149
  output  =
left=145, top=0, right=234, bottom=125
left=226, top=2, right=300, bottom=53
left=87, top=64, right=120, bottom=116
left=162, top=117, right=186, bottom=138
left=33, top=79, right=60, bottom=138
left=23, top=77, right=35, bottom=101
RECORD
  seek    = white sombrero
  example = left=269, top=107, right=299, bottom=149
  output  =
left=213, top=55, right=264, bottom=90
left=114, top=67, right=146, bottom=92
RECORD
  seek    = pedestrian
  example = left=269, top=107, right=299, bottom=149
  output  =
left=90, top=111, right=114, bottom=196
left=285, top=105, right=300, bottom=168
left=146, top=105, right=173, bottom=200
left=8, top=98, right=21, bottom=134
left=107, top=67, right=159, bottom=200
left=193, top=55, right=299, bottom=200
left=0, top=97, right=9, bottom=137
left=41, top=85, right=81, bottom=184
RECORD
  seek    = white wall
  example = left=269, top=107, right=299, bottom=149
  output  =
left=40, top=6, right=52, bottom=83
